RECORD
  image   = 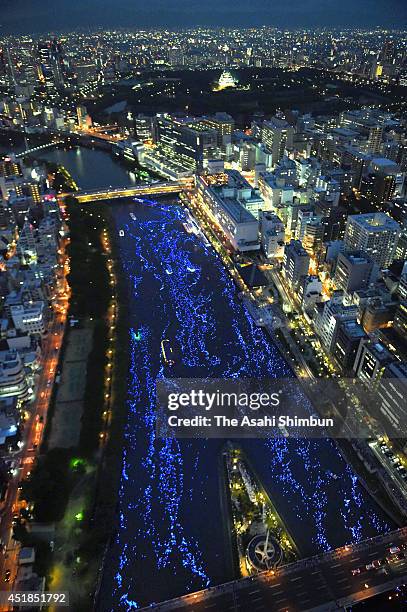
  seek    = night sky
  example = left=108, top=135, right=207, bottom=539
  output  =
left=1, top=0, right=406, bottom=34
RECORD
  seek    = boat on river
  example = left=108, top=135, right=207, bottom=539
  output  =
left=161, top=339, right=175, bottom=366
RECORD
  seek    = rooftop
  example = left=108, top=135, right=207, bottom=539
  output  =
left=348, top=212, right=400, bottom=232
left=221, top=197, right=257, bottom=224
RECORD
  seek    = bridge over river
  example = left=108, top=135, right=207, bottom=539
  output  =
left=140, top=527, right=407, bottom=612
left=65, top=178, right=194, bottom=203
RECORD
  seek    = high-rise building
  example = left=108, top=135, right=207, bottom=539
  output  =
left=260, top=212, right=285, bottom=259
left=393, top=301, right=407, bottom=337
left=0, top=351, right=30, bottom=402
left=343, top=213, right=400, bottom=269
left=134, top=114, right=154, bottom=142
left=261, top=117, right=294, bottom=167
left=366, top=126, right=383, bottom=154
left=395, top=232, right=407, bottom=261
left=37, top=38, right=65, bottom=89
left=361, top=158, right=398, bottom=209
left=202, top=113, right=235, bottom=149
left=377, top=361, right=407, bottom=435
left=334, top=251, right=378, bottom=294
left=283, top=240, right=310, bottom=289
left=156, top=115, right=218, bottom=172
left=168, top=48, right=185, bottom=67
left=302, top=218, right=326, bottom=259
left=353, top=340, right=394, bottom=388
left=332, top=320, right=367, bottom=371
left=314, top=296, right=358, bottom=352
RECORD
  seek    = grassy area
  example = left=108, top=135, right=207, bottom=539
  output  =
left=20, top=449, right=75, bottom=523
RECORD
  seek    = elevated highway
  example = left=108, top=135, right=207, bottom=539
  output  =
left=140, top=527, right=407, bottom=611
left=67, top=178, right=194, bottom=203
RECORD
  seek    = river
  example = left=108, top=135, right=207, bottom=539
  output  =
left=22, top=146, right=393, bottom=610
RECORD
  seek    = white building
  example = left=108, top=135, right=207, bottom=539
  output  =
left=314, top=293, right=358, bottom=351
left=258, top=172, right=294, bottom=212
left=11, top=302, right=45, bottom=335
left=344, top=212, right=400, bottom=269
left=196, top=174, right=260, bottom=252
left=0, top=350, right=30, bottom=402
left=260, top=212, right=285, bottom=259
left=298, top=275, right=323, bottom=312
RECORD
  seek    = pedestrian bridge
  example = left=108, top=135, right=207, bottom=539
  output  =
left=68, top=178, right=194, bottom=203
left=139, top=527, right=407, bottom=611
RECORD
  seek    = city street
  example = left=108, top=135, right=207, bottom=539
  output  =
left=0, top=246, right=69, bottom=606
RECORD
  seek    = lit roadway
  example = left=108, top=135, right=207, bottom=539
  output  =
left=141, top=528, right=407, bottom=612
left=68, top=179, right=194, bottom=204
left=0, top=247, right=70, bottom=609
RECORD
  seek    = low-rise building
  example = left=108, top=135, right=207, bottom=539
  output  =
left=0, top=350, right=30, bottom=402
left=11, top=302, right=46, bottom=336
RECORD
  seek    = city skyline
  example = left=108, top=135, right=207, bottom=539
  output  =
left=0, top=4, right=406, bottom=610
left=1, top=0, right=406, bottom=34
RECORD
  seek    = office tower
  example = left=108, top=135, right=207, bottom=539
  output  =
left=202, top=113, right=235, bottom=149
left=298, top=275, right=323, bottom=312
left=314, top=295, right=359, bottom=352
left=296, top=209, right=314, bottom=241
left=366, top=125, right=383, bottom=154
left=302, top=218, right=326, bottom=259
left=395, top=233, right=407, bottom=261
left=156, top=115, right=218, bottom=172
left=334, top=252, right=378, bottom=294
left=261, top=117, right=294, bottom=167
left=76, top=105, right=92, bottom=129
left=343, top=213, right=400, bottom=269
left=283, top=240, right=310, bottom=289
left=0, top=48, right=14, bottom=87
left=361, top=158, right=398, bottom=209
left=380, top=40, right=395, bottom=64
left=332, top=320, right=367, bottom=371
left=377, top=361, right=407, bottom=435
left=353, top=340, right=394, bottom=388
left=168, top=48, right=184, bottom=67
left=239, top=143, right=256, bottom=171
left=393, top=302, right=407, bottom=337
left=38, top=38, right=65, bottom=89
left=341, top=148, right=371, bottom=191
left=38, top=41, right=54, bottom=87
left=134, top=114, right=154, bottom=142
left=75, top=61, right=98, bottom=88
left=0, top=157, right=23, bottom=179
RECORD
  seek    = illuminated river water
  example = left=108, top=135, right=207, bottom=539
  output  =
left=22, top=147, right=393, bottom=609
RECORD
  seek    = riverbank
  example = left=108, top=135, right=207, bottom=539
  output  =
left=35, top=198, right=121, bottom=611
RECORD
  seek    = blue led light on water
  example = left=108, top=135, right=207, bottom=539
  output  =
left=110, top=200, right=391, bottom=609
